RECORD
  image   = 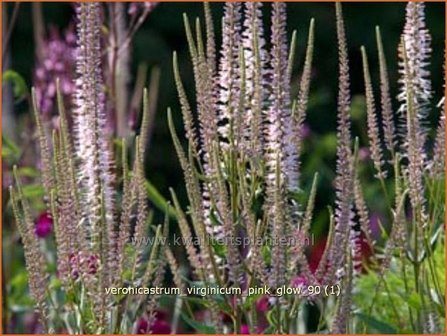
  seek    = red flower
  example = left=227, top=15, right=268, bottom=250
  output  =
left=309, top=237, right=327, bottom=274
left=136, top=317, right=148, bottom=334
left=353, top=233, right=373, bottom=272
left=255, top=295, right=269, bottom=313
left=35, top=212, right=52, bottom=238
left=137, top=311, right=171, bottom=335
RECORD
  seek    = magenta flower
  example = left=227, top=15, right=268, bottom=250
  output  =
left=240, top=324, right=250, bottom=334
left=85, top=254, right=99, bottom=275
left=150, top=319, right=171, bottom=334
left=35, top=212, right=52, bottom=238
left=68, top=253, right=79, bottom=279
left=68, top=252, right=100, bottom=280
left=136, top=311, right=171, bottom=334
left=255, top=295, right=269, bottom=313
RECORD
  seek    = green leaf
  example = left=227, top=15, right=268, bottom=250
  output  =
left=16, top=167, right=40, bottom=178
left=2, top=134, right=21, bottom=160
left=9, top=271, right=28, bottom=290
left=49, top=277, right=62, bottom=291
left=210, top=238, right=227, bottom=258
left=22, top=184, right=45, bottom=198
left=181, top=313, right=216, bottom=334
left=3, top=70, right=28, bottom=101
left=355, top=313, right=398, bottom=334
left=407, top=292, right=422, bottom=310
left=145, top=180, right=176, bottom=219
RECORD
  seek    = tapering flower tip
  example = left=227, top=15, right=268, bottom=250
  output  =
left=334, top=1, right=352, bottom=174
left=397, top=2, right=432, bottom=131
left=35, top=212, right=52, bottom=238
left=335, top=2, right=351, bottom=116
left=329, top=2, right=355, bottom=286
left=375, top=26, right=396, bottom=155
left=361, top=46, right=385, bottom=178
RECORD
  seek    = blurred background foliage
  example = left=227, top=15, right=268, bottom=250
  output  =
left=4, top=2, right=445, bottom=209
left=2, top=2, right=445, bottom=333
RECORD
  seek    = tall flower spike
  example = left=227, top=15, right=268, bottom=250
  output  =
left=269, top=2, right=298, bottom=192
left=331, top=248, right=353, bottom=333
left=31, top=90, right=54, bottom=202
left=327, top=2, right=354, bottom=284
left=431, top=103, right=445, bottom=178
left=400, top=38, right=428, bottom=236
left=295, top=18, right=315, bottom=176
left=361, top=46, right=386, bottom=178
left=242, top=2, right=268, bottom=157
left=204, top=2, right=216, bottom=77
left=183, top=15, right=220, bottom=242
left=10, top=170, right=49, bottom=330
left=73, top=3, right=116, bottom=264
left=217, top=2, right=242, bottom=149
left=264, top=3, right=284, bottom=199
left=430, top=59, right=445, bottom=179
left=263, top=3, right=293, bottom=290
left=375, top=26, right=396, bottom=157
left=397, top=2, right=432, bottom=148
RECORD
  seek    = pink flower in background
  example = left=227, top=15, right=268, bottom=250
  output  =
left=359, top=147, right=370, bottom=162
left=128, top=2, right=159, bottom=17
left=35, top=212, right=52, bottom=238
left=33, top=25, right=76, bottom=120
left=300, top=123, right=312, bottom=139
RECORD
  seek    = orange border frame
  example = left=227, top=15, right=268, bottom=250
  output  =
left=0, top=0, right=445, bottom=335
